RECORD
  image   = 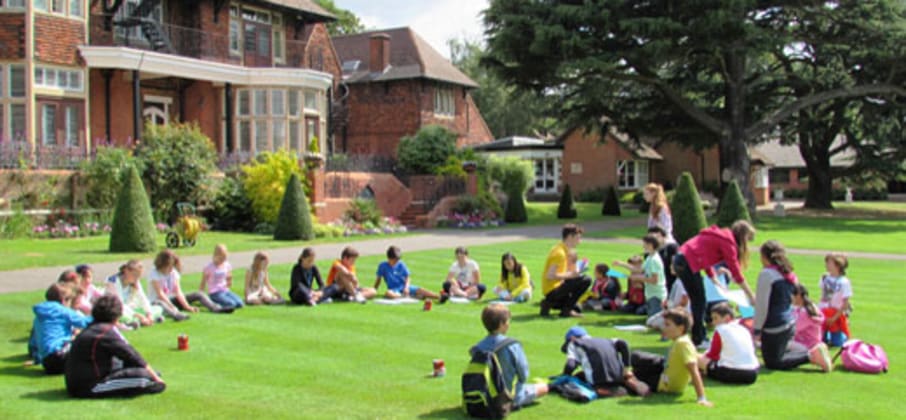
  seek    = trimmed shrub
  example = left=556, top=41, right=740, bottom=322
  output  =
left=505, top=191, right=528, bottom=223
left=396, top=125, right=458, bottom=174
left=487, top=157, right=533, bottom=223
left=716, top=180, right=752, bottom=228
left=273, top=173, right=313, bottom=241
left=81, top=146, right=143, bottom=211
left=242, top=151, right=305, bottom=224
left=602, top=186, right=621, bottom=216
left=136, top=122, right=217, bottom=217
left=557, top=184, right=577, bottom=219
left=671, top=172, right=707, bottom=244
left=109, top=166, right=157, bottom=252
left=206, top=176, right=257, bottom=232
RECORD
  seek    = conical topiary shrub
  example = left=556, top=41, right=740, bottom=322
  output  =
left=671, top=172, right=707, bottom=244
left=109, top=165, right=157, bottom=252
left=274, top=173, right=313, bottom=240
left=557, top=184, right=578, bottom=219
left=504, top=188, right=528, bottom=223
left=602, top=186, right=621, bottom=216
left=716, top=180, right=752, bottom=227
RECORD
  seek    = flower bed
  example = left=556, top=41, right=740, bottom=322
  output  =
left=435, top=211, right=504, bottom=229
left=32, top=221, right=111, bottom=239
left=329, top=217, right=408, bottom=236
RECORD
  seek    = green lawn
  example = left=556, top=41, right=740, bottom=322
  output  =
left=1, top=239, right=901, bottom=418
left=588, top=215, right=906, bottom=255
left=523, top=202, right=637, bottom=226
left=0, top=231, right=411, bottom=272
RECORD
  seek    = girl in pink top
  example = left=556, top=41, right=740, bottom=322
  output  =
left=789, top=283, right=825, bottom=353
left=201, top=244, right=244, bottom=310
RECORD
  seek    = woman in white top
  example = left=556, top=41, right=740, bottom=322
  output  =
left=245, top=252, right=285, bottom=305
left=644, top=183, right=675, bottom=244
left=441, top=246, right=486, bottom=301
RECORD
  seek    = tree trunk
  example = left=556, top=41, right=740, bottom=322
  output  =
left=722, top=49, right=755, bottom=215
left=799, top=137, right=834, bottom=209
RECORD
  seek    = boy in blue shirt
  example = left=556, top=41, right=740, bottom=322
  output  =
left=472, top=303, right=548, bottom=409
left=374, top=246, right=441, bottom=300
left=30, top=283, right=92, bottom=374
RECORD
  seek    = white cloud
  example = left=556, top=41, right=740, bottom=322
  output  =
left=408, top=0, right=488, bottom=58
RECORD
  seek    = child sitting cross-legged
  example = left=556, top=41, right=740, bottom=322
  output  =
left=470, top=303, right=548, bottom=410
left=374, top=246, right=441, bottom=300
left=582, top=263, right=622, bottom=312
left=613, top=255, right=646, bottom=314
left=697, top=302, right=760, bottom=384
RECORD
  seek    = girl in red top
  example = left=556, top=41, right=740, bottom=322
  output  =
left=672, top=221, right=756, bottom=347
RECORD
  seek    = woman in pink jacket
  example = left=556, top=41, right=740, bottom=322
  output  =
left=672, top=221, right=756, bottom=347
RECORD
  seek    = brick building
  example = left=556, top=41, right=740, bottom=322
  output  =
left=331, top=27, right=493, bottom=158
left=0, top=0, right=339, bottom=166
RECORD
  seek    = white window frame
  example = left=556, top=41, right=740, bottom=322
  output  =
left=233, top=87, right=307, bottom=156
left=617, top=160, right=649, bottom=189
left=34, top=66, right=84, bottom=93
left=533, top=158, right=559, bottom=194
left=0, top=0, right=26, bottom=10
left=34, top=0, right=83, bottom=18
left=0, top=64, right=26, bottom=142
left=229, top=6, right=242, bottom=56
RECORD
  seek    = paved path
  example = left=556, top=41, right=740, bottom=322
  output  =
left=3, top=217, right=903, bottom=294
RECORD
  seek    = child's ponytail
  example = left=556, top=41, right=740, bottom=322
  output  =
left=792, top=283, right=819, bottom=317
left=760, top=240, right=793, bottom=274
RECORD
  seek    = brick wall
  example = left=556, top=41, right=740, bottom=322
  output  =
left=321, top=172, right=412, bottom=221
left=88, top=69, right=135, bottom=146
left=35, top=15, right=84, bottom=66
left=561, top=128, right=634, bottom=195
left=0, top=14, right=25, bottom=60
left=181, top=81, right=222, bottom=151
left=302, top=23, right=341, bottom=88
left=420, top=84, right=493, bottom=148
left=652, top=142, right=720, bottom=189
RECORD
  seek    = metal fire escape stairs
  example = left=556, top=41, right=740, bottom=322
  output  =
left=113, top=0, right=173, bottom=53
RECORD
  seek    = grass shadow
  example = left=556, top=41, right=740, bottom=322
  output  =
left=8, top=336, right=29, bottom=344
left=0, top=364, right=48, bottom=379
left=20, top=388, right=69, bottom=402
left=2, top=353, right=29, bottom=363
left=616, top=393, right=683, bottom=406
left=417, top=406, right=467, bottom=419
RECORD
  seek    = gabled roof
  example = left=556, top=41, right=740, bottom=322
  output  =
left=472, top=136, right=562, bottom=152
left=754, top=137, right=855, bottom=168
left=259, top=0, right=335, bottom=21
left=557, top=125, right=663, bottom=161
left=332, top=27, right=478, bottom=88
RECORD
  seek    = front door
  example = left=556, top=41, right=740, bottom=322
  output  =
left=243, top=21, right=272, bottom=67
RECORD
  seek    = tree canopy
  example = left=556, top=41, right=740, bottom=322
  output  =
left=315, top=0, right=365, bottom=36
left=483, top=0, right=906, bottom=209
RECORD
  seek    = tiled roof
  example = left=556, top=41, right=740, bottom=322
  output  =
left=753, top=137, right=854, bottom=168
left=472, top=136, right=562, bottom=151
left=261, top=0, right=334, bottom=20
left=332, top=27, right=478, bottom=88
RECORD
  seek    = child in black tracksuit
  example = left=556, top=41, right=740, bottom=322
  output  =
left=65, top=295, right=166, bottom=398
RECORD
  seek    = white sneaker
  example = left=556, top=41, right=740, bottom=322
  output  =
left=354, top=292, right=367, bottom=303
left=809, top=343, right=833, bottom=372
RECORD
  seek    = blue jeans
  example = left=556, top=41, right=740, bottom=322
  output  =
left=210, top=291, right=244, bottom=309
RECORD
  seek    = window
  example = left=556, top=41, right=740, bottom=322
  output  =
left=273, top=13, right=285, bottom=64
left=34, top=0, right=81, bottom=17
left=9, top=65, right=24, bottom=97
left=303, top=90, right=317, bottom=110
left=10, top=104, right=25, bottom=141
left=533, top=158, right=558, bottom=193
left=37, top=100, right=84, bottom=147
left=0, top=65, right=27, bottom=142
left=34, top=0, right=48, bottom=11
left=617, top=160, right=649, bottom=189
left=34, top=67, right=83, bottom=92
left=434, top=87, right=454, bottom=117
left=769, top=168, right=790, bottom=184
left=1, top=0, right=26, bottom=8
left=69, top=0, right=82, bottom=17
left=41, top=105, right=57, bottom=146
left=64, top=106, right=79, bottom=146
left=233, top=88, right=308, bottom=155
left=229, top=20, right=241, bottom=55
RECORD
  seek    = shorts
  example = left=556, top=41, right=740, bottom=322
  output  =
left=389, top=285, right=421, bottom=296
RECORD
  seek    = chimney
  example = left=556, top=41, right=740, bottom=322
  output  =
left=369, top=33, right=391, bottom=73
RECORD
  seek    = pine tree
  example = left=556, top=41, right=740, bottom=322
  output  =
left=671, top=172, right=708, bottom=244
left=602, top=186, right=621, bottom=216
left=557, top=184, right=577, bottom=219
left=109, top=166, right=157, bottom=252
left=273, top=173, right=314, bottom=241
left=716, top=180, right=752, bottom=227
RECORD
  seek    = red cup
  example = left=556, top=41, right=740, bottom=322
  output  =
left=423, top=299, right=433, bottom=311
left=177, top=334, right=189, bottom=351
left=433, top=359, right=445, bottom=377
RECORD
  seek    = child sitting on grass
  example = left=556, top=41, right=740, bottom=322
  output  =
left=374, top=246, right=441, bottom=300
left=470, top=303, right=548, bottom=410
left=647, top=280, right=689, bottom=336
left=201, top=244, right=243, bottom=310
left=613, top=255, right=646, bottom=314
left=324, top=247, right=377, bottom=303
left=697, top=303, right=759, bottom=384
left=582, top=263, right=621, bottom=312
left=494, top=252, right=533, bottom=303
left=245, top=252, right=285, bottom=305
left=29, top=283, right=92, bottom=374
left=819, top=253, right=853, bottom=347
left=65, top=295, right=165, bottom=398
left=74, top=265, right=103, bottom=315
left=630, top=308, right=713, bottom=407
left=289, top=248, right=325, bottom=306
left=106, top=260, right=163, bottom=328
left=790, top=284, right=830, bottom=362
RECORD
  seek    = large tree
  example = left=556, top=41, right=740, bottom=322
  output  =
left=449, top=38, right=561, bottom=138
left=315, top=0, right=365, bottom=36
left=773, top=2, right=906, bottom=208
left=483, top=0, right=906, bottom=210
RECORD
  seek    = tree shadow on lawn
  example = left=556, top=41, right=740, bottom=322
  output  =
left=0, top=363, right=49, bottom=379
left=758, top=217, right=905, bottom=235
left=416, top=406, right=466, bottom=419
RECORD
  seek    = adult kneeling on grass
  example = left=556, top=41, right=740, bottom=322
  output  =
left=540, top=224, right=591, bottom=318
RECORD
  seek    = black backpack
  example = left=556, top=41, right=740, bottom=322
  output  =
left=462, top=338, right=519, bottom=419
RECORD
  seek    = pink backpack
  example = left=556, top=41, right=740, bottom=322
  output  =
left=834, top=340, right=889, bottom=374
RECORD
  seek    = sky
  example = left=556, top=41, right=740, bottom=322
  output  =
left=335, top=0, right=490, bottom=58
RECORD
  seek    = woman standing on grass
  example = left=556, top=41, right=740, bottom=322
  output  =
left=644, top=183, right=675, bottom=244
left=672, top=221, right=756, bottom=348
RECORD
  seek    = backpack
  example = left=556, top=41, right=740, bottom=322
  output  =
left=627, top=283, right=645, bottom=305
left=834, top=339, right=888, bottom=374
left=462, top=338, right=519, bottom=419
left=549, top=375, right=597, bottom=403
